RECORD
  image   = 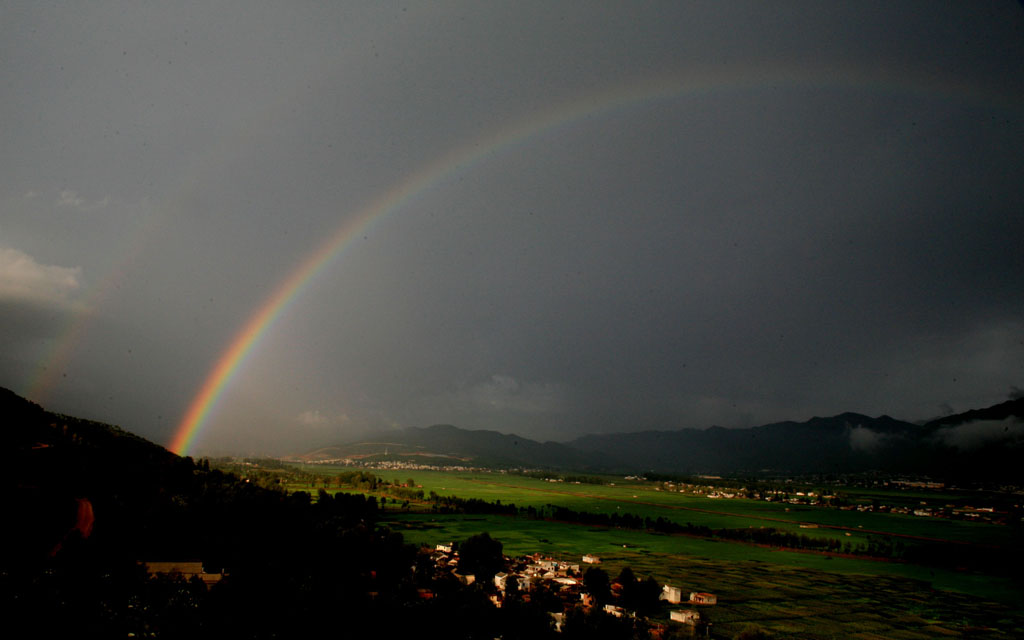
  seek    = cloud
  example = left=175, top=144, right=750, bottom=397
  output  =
left=57, top=190, right=85, bottom=208
left=296, top=409, right=323, bottom=423
left=0, top=247, right=82, bottom=306
left=849, top=426, right=888, bottom=453
left=296, top=409, right=354, bottom=429
left=450, top=374, right=565, bottom=415
left=57, top=190, right=109, bottom=211
left=930, top=418, right=1024, bottom=451
left=296, top=409, right=328, bottom=427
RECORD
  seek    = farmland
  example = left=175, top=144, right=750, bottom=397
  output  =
left=391, top=514, right=1021, bottom=638
left=224, top=461, right=1024, bottom=637
left=284, top=466, right=1018, bottom=549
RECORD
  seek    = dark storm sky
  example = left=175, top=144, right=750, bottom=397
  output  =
left=2, top=2, right=1022, bottom=454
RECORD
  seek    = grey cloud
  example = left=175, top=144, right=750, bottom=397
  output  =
left=1, top=2, right=1022, bottom=453
left=0, top=247, right=82, bottom=307
left=849, top=426, right=890, bottom=453
left=450, top=375, right=566, bottom=415
left=930, top=418, right=1024, bottom=451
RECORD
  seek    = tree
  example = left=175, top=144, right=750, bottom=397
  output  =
left=583, top=567, right=612, bottom=605
left=631, top=576, right=663, bottom=616
left=500, top=595, right=557, bottom=640
left=457, top=532, right=504, bottom=583
left=616, top=566, right=636, bottom=587
left=530, top=580, right=563, bottom=613
left=562, top=605, right=640, bottom=640
left=504, top=573, right=519, bottom=598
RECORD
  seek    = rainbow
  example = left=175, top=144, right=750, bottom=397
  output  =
left=167, top=64, right=1021, bottom=455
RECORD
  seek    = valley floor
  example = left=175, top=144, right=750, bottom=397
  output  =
left=387, top=512, right=1024, bottom=639
left=260, top=464, right=1024, bottom=637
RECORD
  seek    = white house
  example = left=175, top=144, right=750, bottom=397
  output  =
left=661, top=584, right=682, bottom=604
left=671, top=609, right=700, bottom=625
left=603, top=604, right=625, bottom=618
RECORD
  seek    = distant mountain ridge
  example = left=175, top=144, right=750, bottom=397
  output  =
left=293, top=423, right=607, bottom=469
left=4, top=385, right=1019, bottom=478
left=920, top=398, right=1024, bottom=431
left=567, top=413, right=925, bottom=474
left=310, top=400, right=1024, bottom=478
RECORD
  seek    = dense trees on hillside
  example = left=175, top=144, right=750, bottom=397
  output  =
left=6, top=387, right=676, bottom=638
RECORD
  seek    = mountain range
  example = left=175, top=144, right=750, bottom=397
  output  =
left=296, top=399, right=1024, bottom=478
left=4, top=385, right=1020, bottom=478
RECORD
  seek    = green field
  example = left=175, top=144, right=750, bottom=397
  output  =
left=293, top=466, right=1016, bottom=548
left=279, top=465, right=1024, bottom=637
left=383, top=513, right=1023, bottom=638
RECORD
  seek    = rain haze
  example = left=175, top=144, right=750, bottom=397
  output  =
left=2, top=2, right=1022, bottom=455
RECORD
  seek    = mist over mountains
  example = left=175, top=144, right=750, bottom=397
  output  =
left=301, top=399, right=1024, bottom=479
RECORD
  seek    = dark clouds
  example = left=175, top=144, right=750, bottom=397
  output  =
left=1, top=2, right=1023, bottom=453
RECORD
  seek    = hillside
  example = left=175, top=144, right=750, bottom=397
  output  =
left=315, top=401, right=1024, bottom=478
left=566, top=413, right=930, bottom=475
left=294, top=423, right=608, bottom=470
left=2, top=387, right=408, bottom=638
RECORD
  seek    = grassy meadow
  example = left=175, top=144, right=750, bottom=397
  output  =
left=291, top=466, right=1016, bottom=548
left=386, top=513, right=1022, bottom=638
left=277, top=465, right=1023, bottom=637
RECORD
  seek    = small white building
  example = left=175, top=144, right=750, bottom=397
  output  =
left=661, top=584, right=682, bottom=604
left=550, top=612, right=565, bottom=632
left=582, top=554, right=602, bottom=564
left=670, top=609, right=700, bottom=625
left=436, top=542, right=453, bottom=553
left=603, top=604, right=625, bottom=618
left=689, top=592, right=717, bottom=605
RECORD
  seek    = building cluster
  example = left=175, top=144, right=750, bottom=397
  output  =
left=655, top=479, right=1015, bottom=525
left=841, top=500, right=1010, bottom=523
left=297, top=457, right=487, bottom=472
left=426, top=544, right=716, bottom=633
left=141, top=561, right=224, bottom=588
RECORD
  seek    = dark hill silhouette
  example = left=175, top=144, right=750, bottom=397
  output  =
left=299, top=423, right=608, bottom=469
left=566, top=413, right=929, bottom=474
left=922, top=398, right=1024, bottom=430
left=2, top=387, right=414, bottom=638
left=317, top=400, right=1022, bottom=479
left=569, top=402, right=1022, bottom=477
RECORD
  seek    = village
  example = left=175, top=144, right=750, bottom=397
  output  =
left=650, top=478, right=1016, bottom=525
left=425, top=542, right=717, bottom=636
